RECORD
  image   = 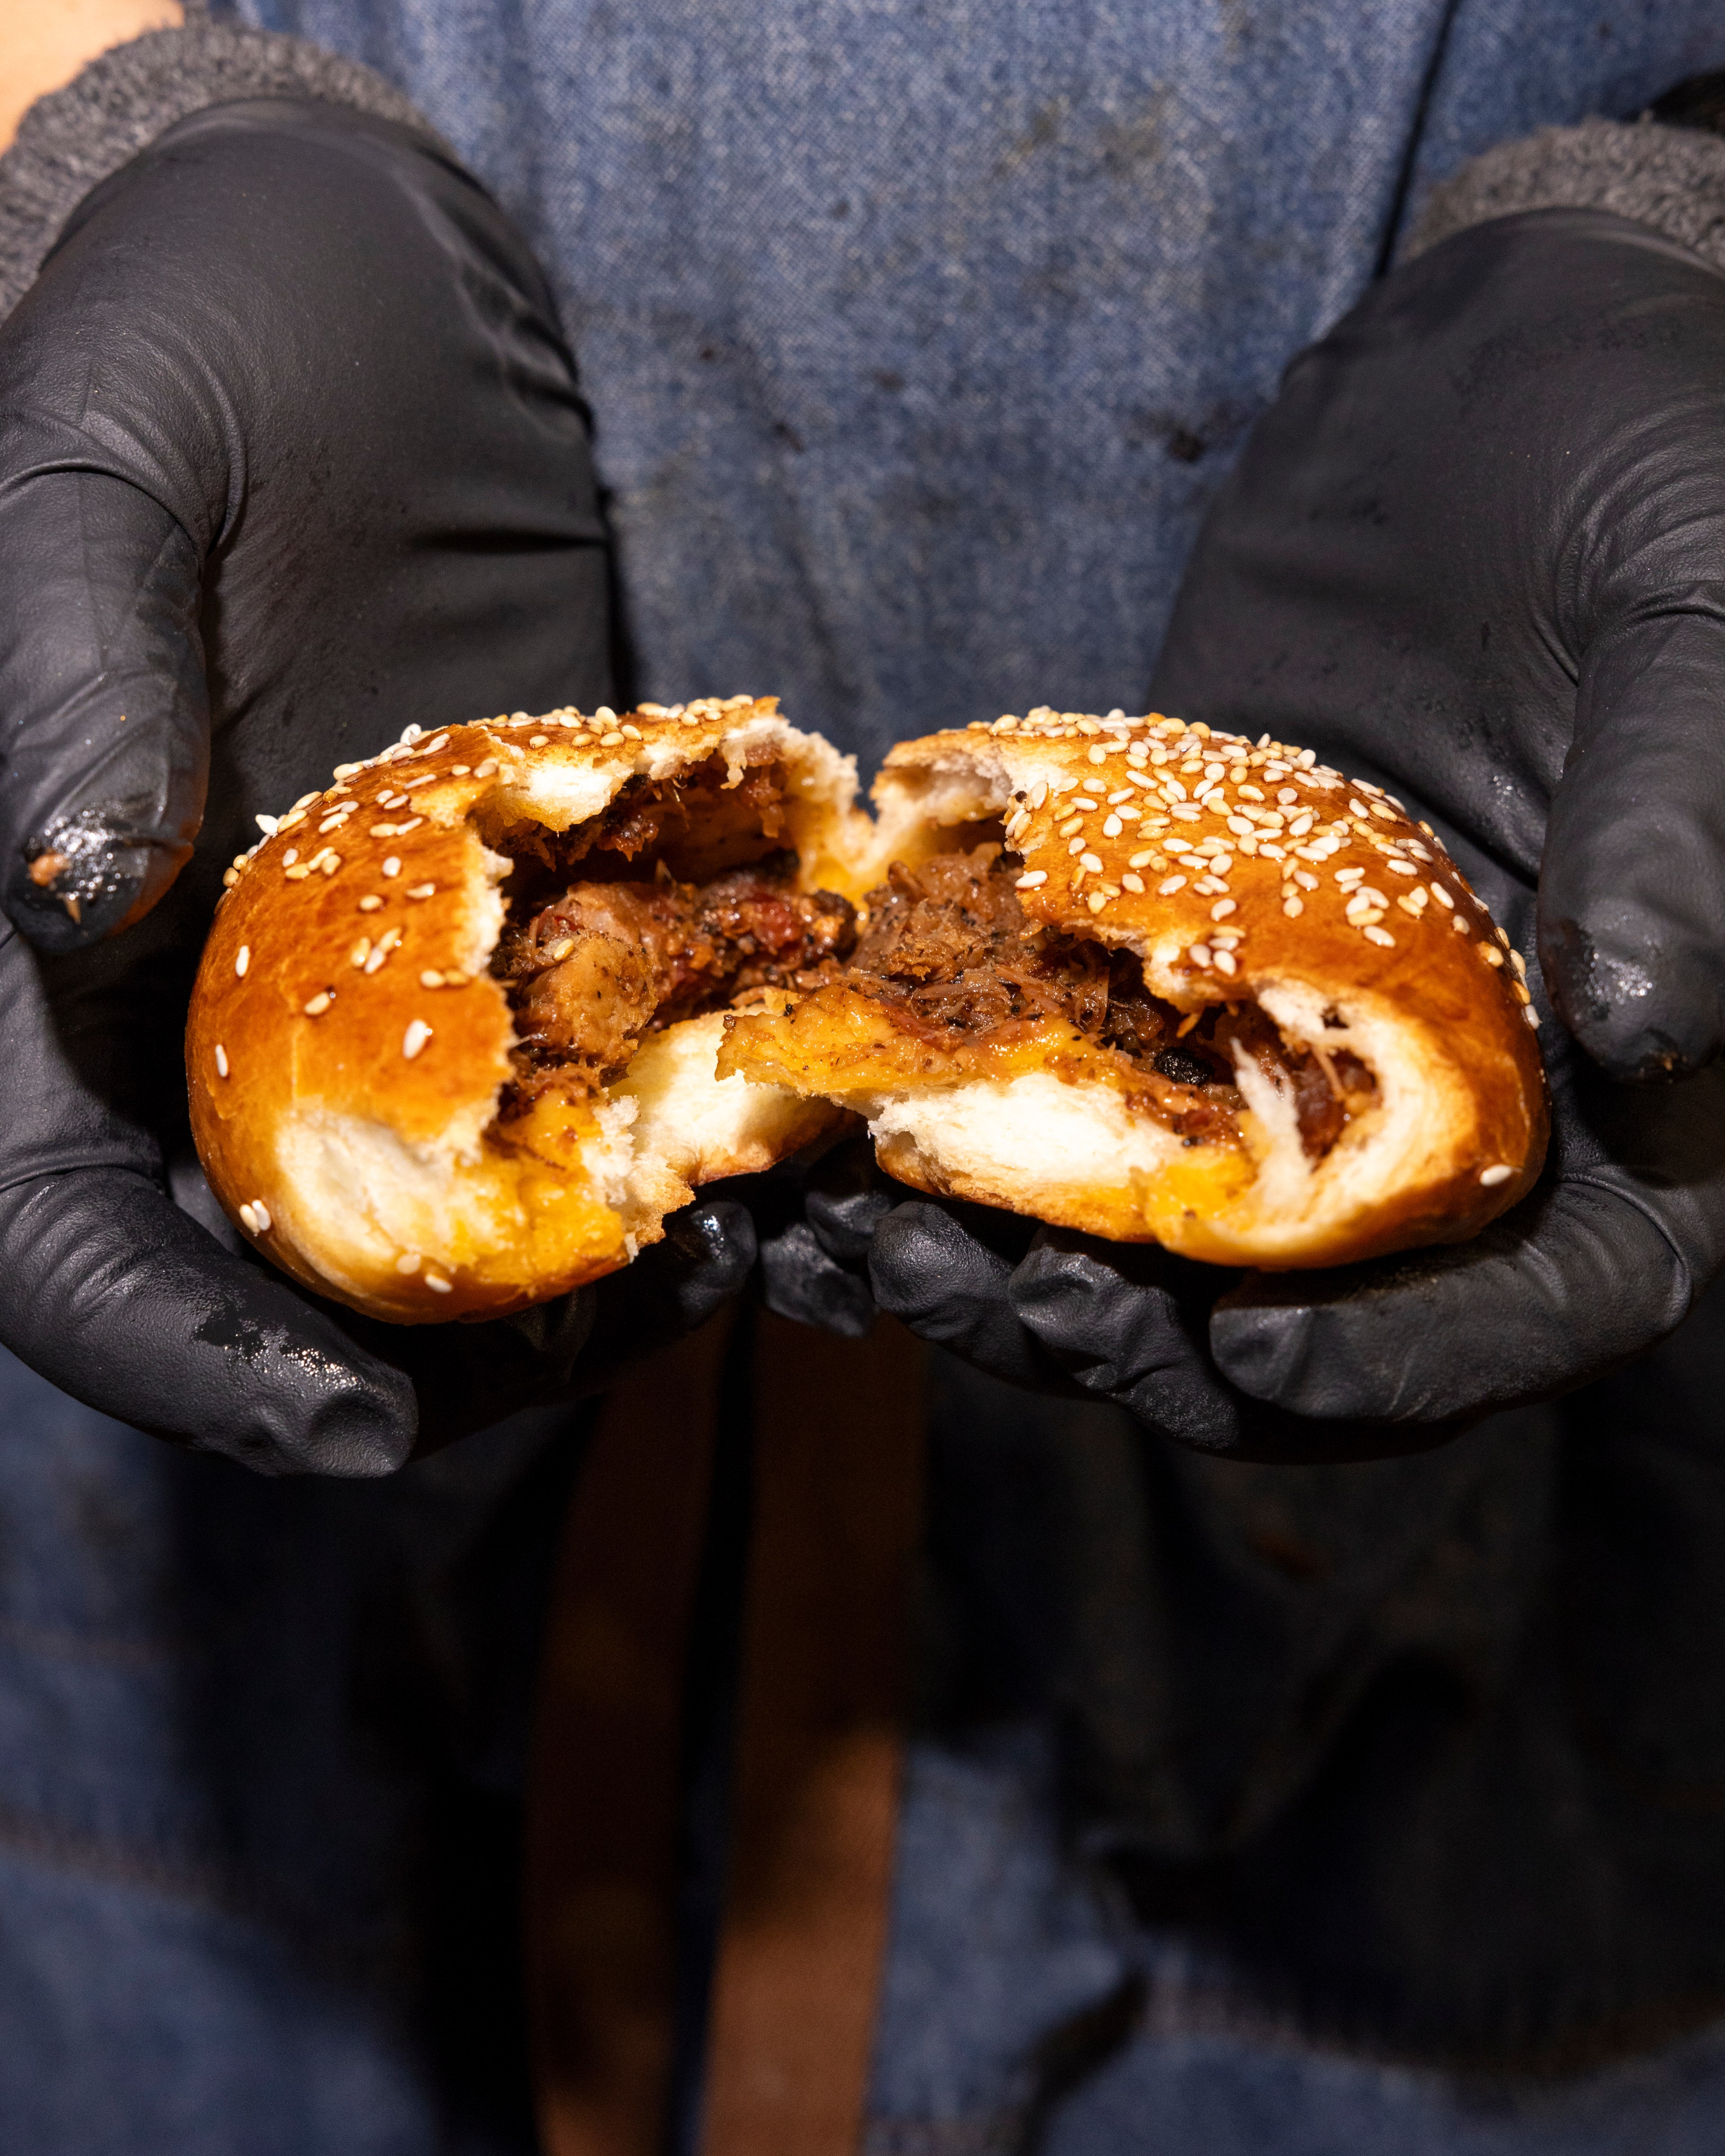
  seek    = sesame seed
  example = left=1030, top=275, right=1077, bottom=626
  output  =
left=1386, top=858, right=1418, bottom=875
left=1479, top=1164, right=1512, bottom=1187
left=1080, top=852, right=1104, bottom=873
left=1524, top=1005, right=1541, bottom=1028
left=1189, top=943, right=1212, bottom=967
left=319, top=853, right=341, bottom=876
left=1103, top=815, right=1123, bottom=837
left=1121, top=873, right=1145, bottom=894
left=595, top=706, right=617, bottom=724
left=304, top=992, right=333, bottom=1016
left=1087, top=891, right=1108, bottom=913
left=318, top=814, right=346, bottom=834
left=1362, top=925, right=1396, bottom=947
left=406, top=882, right=435, bottom=900
left=423, top=735, right=449, bottom=756
left=235, top=946, right=250, bottom=978
left=1453, top=913, right=1471, bottom=933
left=403, top=1019, right=432, bottom=1059
left=529, top=734, right=549, bottom=747
left=1211, top=898, right=1237, bottom=920
left=1510, top=950, right=1527, bottom=978
left=1068, top=838, right=1086, bottom=856
left=382, top=857, right=402, bottom=878
left=1059, top=817, right=1084, bottom=837
left=1482, top=944, right=1503, bottom=967
left=1015, top=870, right=1048, bottom=888
left=1029, top=782, right=1048, bottom=809
left=1213, top=950, right=1237, bottom=976
left=255, top=813, right=278, bottom=836
left=425, top=1274, right=453, bottom=1293
left=601, top=731, right=626, bottom=746
left=1158, top=875, right=1187, bottom=895
left=420, top=970, right=444, bottom=989
left=451, top=764, right=470, bottom=775
left=396, top=1252, right=422, bottom=1275
left=284, top=864, right=312, bottom=881
left=350, top=939, right=372, bottom=967
left=214, top=1044, right=229, bottom=1078
left=359, top=895, right=383, bottom=912
left=1087, top=745, right=1108, bottom=764
left=1129, top=850, right=1155, bottom=869
left=1283, top=897, right=1303, bottom=918
left=475, top=759, right=499, bottom=778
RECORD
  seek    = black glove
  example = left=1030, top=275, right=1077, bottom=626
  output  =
left=0, top=97, right=749, bottom=1474
left=778, top=205, right=1725, bottom=1455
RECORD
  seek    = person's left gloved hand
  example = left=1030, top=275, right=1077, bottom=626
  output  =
left=765, top=199, right=1725, bottom=1459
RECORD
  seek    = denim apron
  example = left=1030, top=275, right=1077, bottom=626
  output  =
left=7, top=1, right=1725, bottom=2147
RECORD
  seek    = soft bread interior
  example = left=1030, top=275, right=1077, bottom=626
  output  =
left=837, top=979, right=1473, bottom=1266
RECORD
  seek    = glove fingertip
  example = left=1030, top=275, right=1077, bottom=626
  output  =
left=1543, top=910, right=1721, bottom=1081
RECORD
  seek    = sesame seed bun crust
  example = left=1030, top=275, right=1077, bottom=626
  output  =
left=722, top=707, right=1549, bottom=1269
left=187, top=698, right=865, bottom=1322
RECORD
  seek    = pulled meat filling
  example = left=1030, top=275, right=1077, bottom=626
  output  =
left=491, top=758, right=855, bottom=1103
left=847, top=847, right=1375, bottom=1159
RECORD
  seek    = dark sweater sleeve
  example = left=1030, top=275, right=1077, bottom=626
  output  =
left=1405, top=111, right=1725, bottom=271
left=0, top=13, right=441, bottom=322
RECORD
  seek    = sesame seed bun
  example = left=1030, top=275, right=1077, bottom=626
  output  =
left=719, top=708, right=1550, bottom=1270
left=186, top=698, right=867, bottom=1322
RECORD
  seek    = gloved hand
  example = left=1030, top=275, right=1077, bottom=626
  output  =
left=0, top=96, right=750, bottom=1475
left=767, top=205, right=1725, bottom=1457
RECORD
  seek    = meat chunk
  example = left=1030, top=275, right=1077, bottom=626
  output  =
left=496, top=863, right=856, bottom=1087
left=842, top=846, right=1375, bottom=1159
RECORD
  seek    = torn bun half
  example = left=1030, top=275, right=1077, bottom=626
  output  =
left=718, top=708, right=1550, bottom=1270
left=187, top=698, right=871, bottom=1321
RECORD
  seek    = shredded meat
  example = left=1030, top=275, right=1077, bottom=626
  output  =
left=846, top=846, right=1375, bottom=1159
left=496, top=756, right=795, bottom=888
left=494, top=859, right=856, bottom=1095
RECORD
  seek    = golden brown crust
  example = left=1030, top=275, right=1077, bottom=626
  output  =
left=723, top=706, right=1550, bottom=1267
left=187, top=697, right=864, bottom=1322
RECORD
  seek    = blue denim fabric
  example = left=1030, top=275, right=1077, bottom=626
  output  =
left=870, top=1725, right=1725, bottom=2156
left=10, top=3, right=1725, bottom=2149
left=0, top=1343, right=573, bottom=2155
left=219, top=0, right=1725, bottom=777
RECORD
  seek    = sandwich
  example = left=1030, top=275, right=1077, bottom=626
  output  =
left=186, top=698, right=869, bottom=1320
left=187, top=698, right=1548, bottom=1321
left=718, top=706, right=1549, bottom=1268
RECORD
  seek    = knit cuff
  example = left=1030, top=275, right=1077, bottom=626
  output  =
left=1405, top=114, right=1725, bottom=274
left=0, top=17, right=440, bottom=321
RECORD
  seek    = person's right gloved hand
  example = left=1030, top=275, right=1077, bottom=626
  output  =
left=0, top=94, right=752, bottom=1475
